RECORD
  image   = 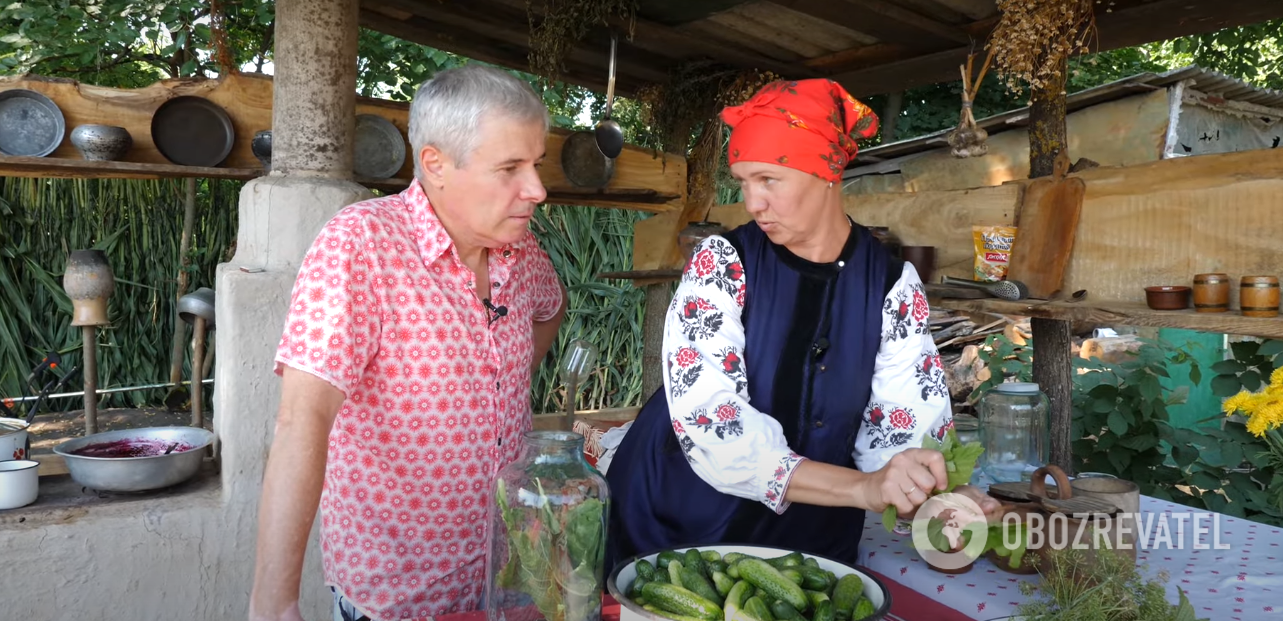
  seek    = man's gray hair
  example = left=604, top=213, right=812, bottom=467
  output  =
left=408, top=64, right=549, bottom=177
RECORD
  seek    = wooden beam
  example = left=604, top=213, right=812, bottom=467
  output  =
left=0, top=74, right=686, bottom=212
left=804, top=42, right=919, bottom=73
left=844, top=0, right=971, bottom=43
left=938, top=298, right=1283, bottom=341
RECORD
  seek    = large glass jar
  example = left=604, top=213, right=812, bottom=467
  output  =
left=486, top=431, right=610, bottom=621
left=977, top=382, right=1049, bottom=483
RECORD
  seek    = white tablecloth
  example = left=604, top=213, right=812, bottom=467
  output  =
left=860, top=495, right=1283, bottom=620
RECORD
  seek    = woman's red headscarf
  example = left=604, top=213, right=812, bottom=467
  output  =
left=720, top=79, right=879, bottom=183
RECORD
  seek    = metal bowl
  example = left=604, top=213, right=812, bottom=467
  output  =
left=178, top=287, right=216, bottom=328
left=53, top=426, right=214, bottom=492
left=608, top=544, right=892, bottom=621
left=0, top=89, right=65, bottom=157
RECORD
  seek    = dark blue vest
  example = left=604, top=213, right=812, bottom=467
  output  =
left=604, top=221, right=898, bottom=574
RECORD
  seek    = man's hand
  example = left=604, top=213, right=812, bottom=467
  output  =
left=248, top=367, right=345, bottom=621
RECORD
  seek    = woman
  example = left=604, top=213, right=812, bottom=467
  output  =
left=604, top=79, right=999, bottom=572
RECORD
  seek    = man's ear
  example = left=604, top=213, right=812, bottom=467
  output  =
left=418, top=145, right=449, bottom=189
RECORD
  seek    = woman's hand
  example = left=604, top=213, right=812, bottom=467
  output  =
left=856, top=448, right=948, bottom=515
left=952, top=484, right=1004, bottom=522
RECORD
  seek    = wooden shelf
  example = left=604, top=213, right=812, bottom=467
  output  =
left=934, top=297, right=1283, bottom=339
left=0, top=154, right=260, bottom=181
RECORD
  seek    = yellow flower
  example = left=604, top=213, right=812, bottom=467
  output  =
left=1223, top=392, right=1254, bottom=416
left=1271, top=366, right=1283, bottom=387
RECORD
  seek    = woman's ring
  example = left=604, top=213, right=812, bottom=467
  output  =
left=904, top=485, right=917, bottom=495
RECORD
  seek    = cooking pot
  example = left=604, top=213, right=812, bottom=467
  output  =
left=0, top=417, right=31, bottom=462
left=54, top=426, right=214, bottom=492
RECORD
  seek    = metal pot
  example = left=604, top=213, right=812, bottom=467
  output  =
left=70, top=124, right=132, bottom=161
left=0, top=417, right=31, bottom=462
left=54, top=426, right=214, bottom=492
left=251, top=130, right=272, bottom=170
left=0, top=459, right=39, bottom=510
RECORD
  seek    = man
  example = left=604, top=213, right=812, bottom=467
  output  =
left=249, top=65, right=567, bottom=621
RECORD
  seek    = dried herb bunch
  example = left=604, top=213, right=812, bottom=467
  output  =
left=635, top=60, right=778, bottom=156
left=526, top=0, right=638, bottom=83
left=987, top=0, right=1099, bottom=95
left=1015, top=548, right=1207, bottom=621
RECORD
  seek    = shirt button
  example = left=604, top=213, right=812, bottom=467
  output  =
left=815, top=421, right=825, bottom=428
left=503, top=250, right=512, bottom=258
left=492, top=281, right=500, bottom=289
left=819, top=364, right=827, bottom=372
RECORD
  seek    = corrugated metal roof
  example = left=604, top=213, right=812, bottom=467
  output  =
left=847, top=65, right=1283, bottom=170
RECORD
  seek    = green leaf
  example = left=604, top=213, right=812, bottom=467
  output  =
left=1240, top=369, right=1262, bottom=391
left=1091, top=396, right=1115, bottom=414
left=1108, top=448, right=1132, bottom=472
left=1189, top=361, right=1202, bottom=386
left=1257, top=339, right=1283, bottom=358
left=1138, top=373, right=1162, bottom=404
left=1211, top=359, right=1248, bottom=374
left=1190, top=471, right=1222, bottom=491
left=1231, top=340, right=1261, bottom=360
left=1107, top=411, right=1129, bottom=435
left=1118, top=435, right=1159, bottom=452
left=1211, top=374, right=1245, bottom=397
left=1219, top=440, right=1244, bottom=469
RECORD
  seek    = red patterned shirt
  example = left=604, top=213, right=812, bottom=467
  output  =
left=274, top=180, right=563, bottom=621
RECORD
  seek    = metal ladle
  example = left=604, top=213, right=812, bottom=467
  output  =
left=594, top=33, right=624, bottom=159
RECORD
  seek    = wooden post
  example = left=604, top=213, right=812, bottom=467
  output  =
left=192, top=316, right=206, bottom=428
left=82, top=326, right=98, bottom=436
left=169, top=177, right=197, bottom=388
left=641, top=284, right=670, bottom=399
left=881, top=91, right=903, bottom=143
left=1028, top=55, right=1074, bottom=473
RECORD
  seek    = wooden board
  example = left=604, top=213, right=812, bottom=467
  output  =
left=0, top=74, right=686, bottom=212
left=1007, top=152, right=1087, bottom=299
left=937, top=298, right=1283, bottom=340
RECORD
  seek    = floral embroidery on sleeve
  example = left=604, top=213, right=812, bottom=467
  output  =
left=665, top=235, right=804, bottom=513
left=914, top=353, right=949, bottom=401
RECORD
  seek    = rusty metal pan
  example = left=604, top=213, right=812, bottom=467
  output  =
left=0, top=89, right=65, bottom=157
left=150, top=96, right=235, bottom=167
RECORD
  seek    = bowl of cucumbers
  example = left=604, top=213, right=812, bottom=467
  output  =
left=607, top=545, right=891, bottom=621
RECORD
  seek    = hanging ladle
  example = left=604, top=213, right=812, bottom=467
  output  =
left=594, top=32, right=624, bottom=159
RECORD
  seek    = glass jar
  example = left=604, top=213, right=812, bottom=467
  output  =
left=977, top=382, right=1049, bottom=483
left=486, top=431, right=610, bottom=621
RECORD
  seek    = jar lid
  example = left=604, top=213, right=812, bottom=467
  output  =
left=993, top=382, right=1041, bottom=394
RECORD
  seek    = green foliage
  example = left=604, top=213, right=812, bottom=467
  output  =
left=1015, top=547, right=1206, bottom=621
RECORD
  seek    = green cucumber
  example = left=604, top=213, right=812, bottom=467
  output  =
left=805, top=591, right=830, bottom=609
left=851, top=597, right=876, bottom=621
left=781, top=569, right=804, bottom=586
left=653, top=571, right=671, bottom=584
left=631, top=577, right=650, bottom=598
left=812, top=600, right=835, bottom=621
left=657, top=550, right=683, bottom=570
left=644, top=604, right=712, bottom=621
left=722, top=552, right=754, bottom=565
left=798, top=568, right=832, bottom=592
left=742, top=596, right=775, bottom=621
left=723, top=580, right=753, bottom=621
left=769, top=600, right=802, bottom=620
left=681, top=566, right=723, bottom=604
left=765, top=552, right=804, bottom=569
left=636, top=559, right=658, bottom=582
left=641, top=582, right=724, bottom=621
left=802, top=557, right=821, bottom=569
left=636, top=596, right=649, bottom=607
left=708, top=560, right=729, bottom=574
left=736, top=558, right=810, bottom=612
left=685, top=549, right=709, bottom=578
left=831, top=574, right=864, bottom=621
left=727, top=562, right=741, bottom=580
left=669, top=560, right=686, bottom=588
left=701, top=550, right=723, bottom=563
left=711, top=571, right=736, bottom=598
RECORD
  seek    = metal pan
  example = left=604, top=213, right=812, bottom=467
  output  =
left=0, top=89, right=66, bottom=157
left=561, top=130, right=614, bottom=188
left=150, top=96, right=235, bottom=167
left=353, top=114, right=406, bottom=180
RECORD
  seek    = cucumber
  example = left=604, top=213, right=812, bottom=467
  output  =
left=831, top=574, right=864, bottom=621
left=711, top=571, right=736, bottom=598
left=685, top=549, right=709, bottom=578
left=723, top=580, right=753, bottom=621
left=637, top=559, right=658, bottom=582
left=681, top=566, right=723, bottom=604
left=764, top=552, right=804, bottom=569
left=636, top=596, right=649, bottom=607
left=769, top=600, right=802, bottom=620
left=851, top=597, right=875, bottom=621
left=742, top=596, right=775, bottom=621
left=802, top=557, right=821, bottom=569
left=641, top=582, right=724, bottom=621
left=722, top=552, right=753, bottom=565
left=708, top=560, right=729, bottom=574
left=669, top=560, right=686, bottom=588
left=631, top=577, right=651, bottom=598
left=727, top=562, right=741, bottom=580
left=657, top=550, right=683, bottom=570
left=757, top=590, right=777, bottom=607
left=781, top=569, right=804, bottom=586
left=805, top=591, right=830, bottom=609
left=701, top=550, right=723, bottom=563
left=737, top=559, right=810, bottom=612
left=812, top=600, right=835, bottom=621
left=653, top=571, right=671, bottom=584
left=644, top=604, right=712, bottom=621
left=798, top=568, right=832, bottom=592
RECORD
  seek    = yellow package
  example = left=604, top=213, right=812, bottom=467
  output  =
left=972, top=225, right=1018, bottom=282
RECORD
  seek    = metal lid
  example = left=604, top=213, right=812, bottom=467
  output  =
left=993, top=382, right=1041, bottom=394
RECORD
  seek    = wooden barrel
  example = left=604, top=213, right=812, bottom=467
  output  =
left=1192, top=272, right=1230, bottom=313
left=1240, top=276, right=1280, bottom=318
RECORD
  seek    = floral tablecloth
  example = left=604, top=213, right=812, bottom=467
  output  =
left=860, top=495, right=1283, bottom=620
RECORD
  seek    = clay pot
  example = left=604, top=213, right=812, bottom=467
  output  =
left=70, top=124, right=132, bottom=161
left=1192, top=273, right=1230, bottom=313
left=1144, top=285, right=1190, bottom=310
left=251, top=130, right=272, bottom=170
left=63, top=249, right=115, bottom=326
left=1240, top=276, right=1280, bottom=318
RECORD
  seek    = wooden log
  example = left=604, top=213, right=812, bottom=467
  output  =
left=1033, top=318, right=1074, bottom=473
left=642, top=285, right=671, bottom=399
left=1080, top=335, right=1142, bottom=364
left=0, top=74, right=686, bottom=212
